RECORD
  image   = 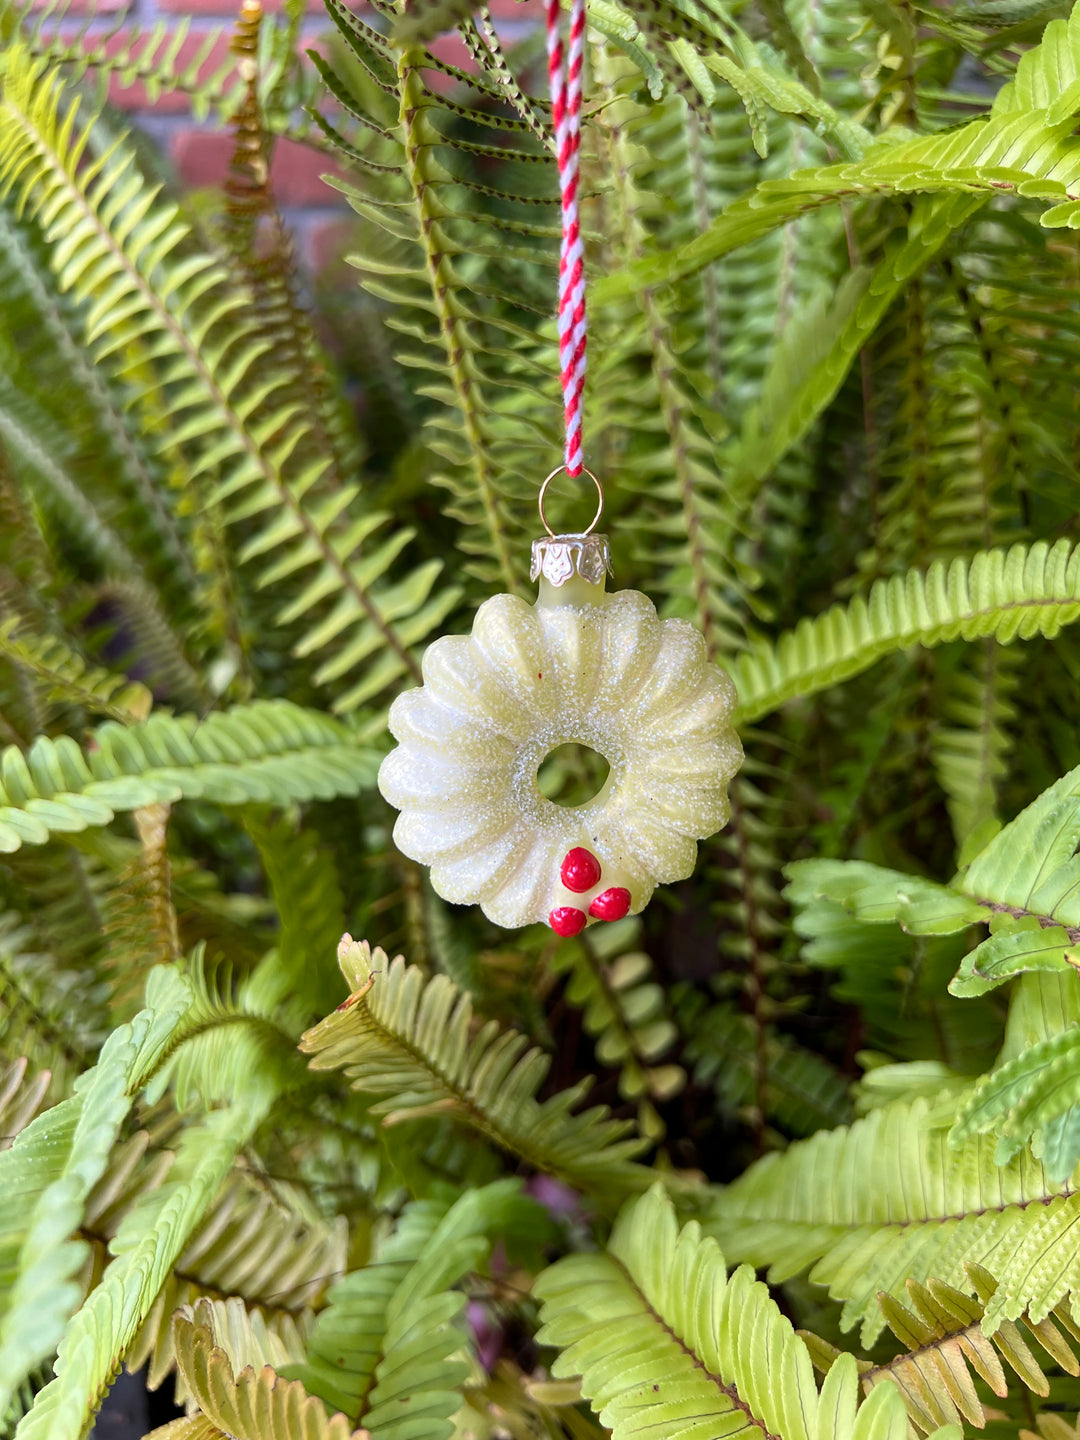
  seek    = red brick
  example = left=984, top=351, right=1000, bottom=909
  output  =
left=154, top=0, right=534, bottom=23
left=418, top=25, right=541, bottom=91
left=306, top=217, right=354, bottom=271
left=30, top=0, right=125, bottom=12
left=424, top=32, right=477, bottom=71
left=171, top=130, right=347, bottom=204
left=156, top=0, right=359, bottom=12
left=269, top=137, right=348, bottom=205
left=415, top=31, right=481, bottom=92
left=170, top=129, right=233, bottom=187
left=483, top=0, right=542, bottom=16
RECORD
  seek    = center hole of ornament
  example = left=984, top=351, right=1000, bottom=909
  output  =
left=536, top=743, right=610, bottom=808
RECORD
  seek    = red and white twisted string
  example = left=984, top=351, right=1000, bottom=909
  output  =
left=545, top=0, right=586, bottom=478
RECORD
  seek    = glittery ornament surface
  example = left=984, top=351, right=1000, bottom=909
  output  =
left=379, top=568, right=742, bottom=931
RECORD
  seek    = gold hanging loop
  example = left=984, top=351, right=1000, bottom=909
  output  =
left=538, top=465, right=604, bottom=537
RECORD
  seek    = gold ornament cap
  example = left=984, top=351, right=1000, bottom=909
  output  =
left=530, top=532, right=613, bottom=588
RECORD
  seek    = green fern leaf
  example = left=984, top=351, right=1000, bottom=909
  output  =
left=0, top=616, right=152, bottom=725
left=931, top=641, right=1021, bottom=846
left=0, top=372, right=146, bottom=585
left=18, top=15, right=241, bottom=122
left=786, top=859, right=986, bottom=936
left=681, top=997, right=853, bottom=1138
left=94, top=1149, right=346, bottom=1392
left=315, top=1, right=561, bottom=593
left=392, top=0, right=478, bottom=45
left=734, top=540, right=1080, bottom=723
left=244, top=810, right=348, bottom=1022
left=596, top=4, right=1080, bottom=302
left=550, top=918, right=683, bottom=1134
left=0, top=49, right=455, bottom=710
left=535, top=1185, right=960, bottom=1440
left=0, top=701, right=379, bottom=855
left=0, top=966, right=191, bottom=1416
left=16, top=1094, right=272, bottom=1440
left=293, top=1181, right=543, bottom=1436
left=300, top=938, right=650, bottom=1199
left=705, top=1089, right=1080, bottom=1344
left=952, top=1029, right=1080, bottom=1178
left=786, top=750, right=1080, bottom=999
left=725, top=193, right=985, bottom=503
left=0, top=205, right=200, bottom=618
left=158, top=943, right=317, bottom=1110
left=169, top=1296, right=363, bottom=1440
left=0, top=1059, right=51, bottom=1151
left=143, top=1205, right=343, bottom=1394
left=291, top=1195, right=460, bottom=1423
left=102, top=803, right=180, bottom=1017
left=992, top=2, right=1080, bottom=115
left=807, top=1265, right=1080, bottom=1434
left=0, top=909, right=99, bottom=1088
left=785, top=777, right=1080, bottom=1170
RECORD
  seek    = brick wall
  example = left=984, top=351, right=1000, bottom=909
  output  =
left=60, top=0, right=542, bottom=269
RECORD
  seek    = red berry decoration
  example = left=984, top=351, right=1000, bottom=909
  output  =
left=589, top=887, right=631, bottom=922
left=561, top=847, right=601, bottom=893
left=549, top=906, right=587, bottom=937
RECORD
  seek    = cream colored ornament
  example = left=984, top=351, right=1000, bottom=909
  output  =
left=378, top=501, right=742, bottom=934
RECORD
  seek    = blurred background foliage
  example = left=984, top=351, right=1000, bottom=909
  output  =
left=5, top=0, right=1080, bottom=1434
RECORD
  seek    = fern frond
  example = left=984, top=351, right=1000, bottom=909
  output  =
left=850, top=1265, right=1080, bottom=1433
left=300, top=938, right=650, bottom=1199
left=16, top=1094, right=272, bottom=1440
left=0, top=908, right=105, bottom=1096
left=0, top=966, right=191, bottom=1417
left=103, top=803, right=181, bottom=1016
left=166, top=1294, right=309, bottom=1417
left=221, top=0, right=360, bottom=495
left=0, top=615, right=152, bottom=725
left=0, top=446, right=51, bottom=608
left=92, top=578, right=210, bottom=714
left=156, top=943, right=313, bottom=1112
left=0, top=50, right=455, bottom=711
left=170, top=1296, right=363, bottom=1440
left=0, top=700, right=379, bottom=856
left=930, top=640, right=1021, bottom=847
left=951, top=1026, right=1080, bottom=1178
left=787, top=750, right=1080, bottom=1001
left=787, top=891, right=1001, bottom=1075
left=535, top=1185, right=958, bottom=1440
left=293, top=1180, right=544, bottom=1435
left=724, top=193, right=985, bottom=518
left=596, top=7, right=1080, bottom=301
left=29, top=1111, right=346, bottom=1398
left=550, top=918, right=683, bottom=1137
left=314, top=0, right=564, bottom=592
left=0, top=206, right=200, bottom=613
left=734, top=540, right=1080, bottom=722
left=119, top=1169, right=346, bottom=1392
left=18, top=15, right=242, bottom=121
left=785, top=763, right=1080, bottom=1172
left=591, top=72, right=743, bottom=655
left=680, top=996, right=853, bottom=1139
left=705, top=1088, right=1080, bottom=1345
left=0, top=1059, right=51, bottom=1151
left=244, top=809, right=347, bottom=1021
left=0, top=372, right=148, bottom=585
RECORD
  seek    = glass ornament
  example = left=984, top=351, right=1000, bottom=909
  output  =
left=378, top=491, right=742, bottom=933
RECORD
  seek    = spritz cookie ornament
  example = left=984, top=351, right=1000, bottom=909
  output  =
left=377, top=0, right=741, bottom=931
left=378, top=474, right=742, bottom=933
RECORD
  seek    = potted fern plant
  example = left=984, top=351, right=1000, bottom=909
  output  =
left=4, top=0, right=1080, bottom=1436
